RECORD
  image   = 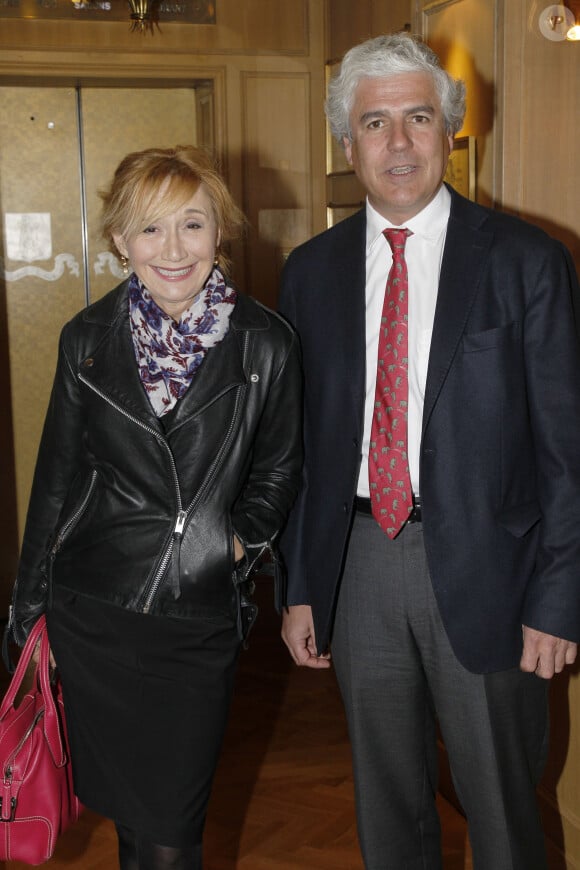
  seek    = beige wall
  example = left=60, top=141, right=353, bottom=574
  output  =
left=500, top=0, right=580, bottom=269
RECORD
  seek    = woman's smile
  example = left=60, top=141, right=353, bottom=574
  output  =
left=114, top=184, right=219, bottom=320
left=153, top=264, right=197, bottom=280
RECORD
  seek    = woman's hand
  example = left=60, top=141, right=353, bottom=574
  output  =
left=31, top=639, right=57, bottom=670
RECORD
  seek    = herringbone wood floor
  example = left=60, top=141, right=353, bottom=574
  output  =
left=2, top=580, right=472, bottom=869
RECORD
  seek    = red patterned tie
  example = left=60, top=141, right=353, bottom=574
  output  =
left=369, top=228, right=413, bottom=538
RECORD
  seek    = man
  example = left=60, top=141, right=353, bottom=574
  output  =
left=278, top=33, right=580, bottom=870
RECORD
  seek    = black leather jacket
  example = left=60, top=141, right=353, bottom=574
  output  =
left=9, top=281, right=302, bottom=645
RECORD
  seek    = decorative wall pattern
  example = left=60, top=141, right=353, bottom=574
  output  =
left=241, top=72, right=311, bottom=307
left=93, top=252, right=124, bottom=281
left=3, top=253, right=80, bottom=282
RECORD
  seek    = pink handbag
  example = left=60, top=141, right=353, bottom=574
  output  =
left=0, top=615, right=83, bottom=865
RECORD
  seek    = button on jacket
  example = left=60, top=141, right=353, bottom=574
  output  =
left=11, top=280, right=303, bottom=644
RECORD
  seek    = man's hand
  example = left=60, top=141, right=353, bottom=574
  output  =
left=282, top=604, right=331, bottom=669
left=520, top=625, right=577, bottom=679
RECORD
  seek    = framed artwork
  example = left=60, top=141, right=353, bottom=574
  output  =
left=327, top=204, right=363, bottom=228
left=325, top=60, right=351, bottom=175
left=0, top=0, right=216, bottom=23
left=445, top=135, right=476, bottom=200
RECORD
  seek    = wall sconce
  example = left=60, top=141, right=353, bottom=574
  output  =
left=127, top=0, right=159, bottom=33
left=567, top=11, right=580, bottom=38
left=539, top=3, right=580, bottom=41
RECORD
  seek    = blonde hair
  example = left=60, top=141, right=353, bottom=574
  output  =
left=101, top=145, right=245, bottom=275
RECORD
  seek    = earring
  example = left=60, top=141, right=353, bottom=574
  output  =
left=213, top=255, right=219, bottom=267
left=120, top=255, right=129, bottom=275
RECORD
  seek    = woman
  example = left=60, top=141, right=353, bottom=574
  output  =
left=8, top=145, right=302, bottom=869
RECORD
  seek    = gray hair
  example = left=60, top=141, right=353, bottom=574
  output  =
left=326, top=33, right=466, bottom=142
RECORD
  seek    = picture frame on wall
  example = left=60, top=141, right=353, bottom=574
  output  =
left=327, top=204, right=364, bottom=227
left=444, top=135, right=476, bottom=200
left=325, top=60, right=351, bottom=175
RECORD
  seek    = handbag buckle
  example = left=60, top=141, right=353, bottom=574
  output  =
left=0, top=796, right=17, bottom=822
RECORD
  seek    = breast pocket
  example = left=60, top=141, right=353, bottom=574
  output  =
left=497, top=500, right=541, bottom=538
left=462, top=321, right=521, bottom=353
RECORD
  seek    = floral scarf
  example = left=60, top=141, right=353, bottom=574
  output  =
left=128, top=268, right=237, bottom=417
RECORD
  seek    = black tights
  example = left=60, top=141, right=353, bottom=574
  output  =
left=116, top=823, right=203, bottom=870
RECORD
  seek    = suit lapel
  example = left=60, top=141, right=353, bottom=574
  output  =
left=331, top=210, right=367, bottom=428
left=422, top=192, right=493, bottom=434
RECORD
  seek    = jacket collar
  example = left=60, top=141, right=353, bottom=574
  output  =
left=82, top=279, right=270, bottom=333
left=78, top=281, right=263, bottom=432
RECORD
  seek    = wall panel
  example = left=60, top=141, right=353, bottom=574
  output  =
left=501, top=0, right=580, bottom=267
left=0, top=0, right=310, bottom=58
left=241, top=73, right=311, bottom=308
left=327, top=0, right=412, bottom=59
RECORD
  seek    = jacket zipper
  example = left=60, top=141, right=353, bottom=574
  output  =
left=50, top=468, right=99, bottom=555
left=141, top=332, right=250, bottom=612
left=78, top=374, right=184, bottom=606
left=79, top=330, right=250, bottom=613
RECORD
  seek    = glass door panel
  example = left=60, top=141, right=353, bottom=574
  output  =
left=81, top=87, right=198, bottom=302
left=0, top=83, right=202, bottom=543
left=0, top=86, right=85, bottom=536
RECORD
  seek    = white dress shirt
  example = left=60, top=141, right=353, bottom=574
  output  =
left=357, top=185, right=451, bottom=498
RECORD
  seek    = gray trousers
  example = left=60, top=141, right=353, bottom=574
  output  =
left=332, top=514, right=549, bottom=870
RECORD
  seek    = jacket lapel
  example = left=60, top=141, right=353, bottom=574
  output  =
left=80, top=310, right=162, bottom=429
left=332, top=210, right=367, bottom=428
left=168, top=325, right=246, bottom=428
left=79, top=284, right=251, bottom=431
left=170, top=292, right=272, bottom=426
left=422, top=192, right=493, bottom=434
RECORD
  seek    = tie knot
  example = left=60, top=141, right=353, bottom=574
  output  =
left=383, top=227, right=412, bottom=256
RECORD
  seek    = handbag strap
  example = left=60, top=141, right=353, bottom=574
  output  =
left=0, top=615, right=47, bottom=715
left=38, top=624, right=67, bottom=767
left=0, top=616, right=66, bottom=767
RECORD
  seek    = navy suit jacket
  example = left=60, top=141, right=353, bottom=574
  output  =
left=279, top=186, right=580, bottom=673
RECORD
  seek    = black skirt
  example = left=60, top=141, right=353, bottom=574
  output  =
left=46, top=586, right=240, bottom=847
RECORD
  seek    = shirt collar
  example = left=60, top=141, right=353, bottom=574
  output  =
left=365, top=184, right=451, bottom=255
